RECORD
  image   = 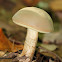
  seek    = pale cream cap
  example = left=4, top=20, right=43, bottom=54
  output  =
left=12, top=7, right=54, bottom=33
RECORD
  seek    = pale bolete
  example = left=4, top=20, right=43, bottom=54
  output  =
left=12, top=7, right=54, bottom=62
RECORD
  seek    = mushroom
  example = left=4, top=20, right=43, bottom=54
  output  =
left=12, top=7, right=54, bottom=62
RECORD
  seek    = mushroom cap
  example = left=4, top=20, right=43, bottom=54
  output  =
left=12, top=7, right=54, bottom=33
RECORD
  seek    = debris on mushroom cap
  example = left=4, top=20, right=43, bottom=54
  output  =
left=12, top=7, right=54, bottom=33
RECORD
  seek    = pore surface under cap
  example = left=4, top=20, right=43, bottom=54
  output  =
left=12, top=7, right=53, bottom=33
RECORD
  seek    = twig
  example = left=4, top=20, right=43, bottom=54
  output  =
left=0, top=57, right=12, bottom=59
left=38, top=46, right=62, bottom=62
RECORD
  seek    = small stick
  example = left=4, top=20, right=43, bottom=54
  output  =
left=38, top=46, right=62, bottom=62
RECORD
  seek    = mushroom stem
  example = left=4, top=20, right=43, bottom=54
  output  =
left=20, top=28, right=38, bottom=62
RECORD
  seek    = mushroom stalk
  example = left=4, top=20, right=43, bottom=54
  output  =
left=20, top=28, right=38, bottom=62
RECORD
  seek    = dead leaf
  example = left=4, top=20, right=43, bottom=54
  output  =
left=43, top=32, right=62, bottom=45
left=40, top=44, right=57, bottom=51
left=0, top=51, right=6, bottom=57
left=13, top=56, right=30, bottom=62
left=0, top=59, right=12, bottom=62
left=0, top=28, right=23, bottom=52
left=50, top=0, right=62, bottom=11
left=49, top=59, right=54, bottom=62
left=22, top=0, right=39, bottom=6
left=38, top=46, right=62, bottom=61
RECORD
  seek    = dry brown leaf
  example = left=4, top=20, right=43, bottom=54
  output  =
left=0, top=28, right=23, bottom=52
left=39, top=47, right=62, bottom=62
left=0, top=51, right=6, bottom=57
left=0, top=59, right=12, bottom=62
left=50, top=0, right=62, bottom=11
left=22, top=0, right=39, bottom=6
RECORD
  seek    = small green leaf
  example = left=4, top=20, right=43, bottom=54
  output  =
left=40, top=44, right=57, bottom=51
